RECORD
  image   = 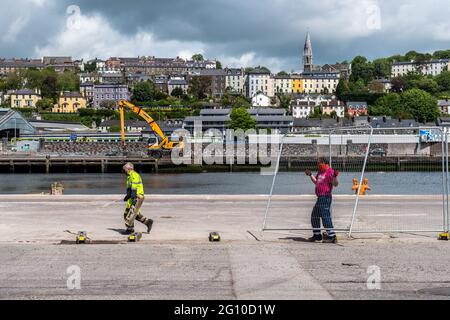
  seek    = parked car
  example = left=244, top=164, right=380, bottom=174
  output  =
left=370, top=148, right=387, bottom=157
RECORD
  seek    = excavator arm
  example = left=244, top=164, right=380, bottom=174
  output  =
left=118, top=100, right=182, bottom=151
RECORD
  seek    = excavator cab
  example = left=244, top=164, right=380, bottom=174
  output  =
left=147, top=135, right=159, bottom=148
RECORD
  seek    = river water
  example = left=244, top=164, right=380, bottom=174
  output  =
left=0, top=172, right=444, bottom=195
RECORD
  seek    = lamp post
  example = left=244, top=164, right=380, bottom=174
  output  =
left=14, top=118, right=17, bottom=147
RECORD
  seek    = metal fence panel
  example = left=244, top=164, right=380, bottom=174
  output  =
left=263, top=126, right=448, bottom=236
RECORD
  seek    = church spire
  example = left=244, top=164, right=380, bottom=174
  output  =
left=303, top=32, right=313, bottom=73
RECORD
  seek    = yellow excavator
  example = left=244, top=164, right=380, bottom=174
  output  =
left=118, top=99, right=184, bottom=158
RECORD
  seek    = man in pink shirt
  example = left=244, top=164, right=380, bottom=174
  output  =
left=305, top=158, right=340, bottom=243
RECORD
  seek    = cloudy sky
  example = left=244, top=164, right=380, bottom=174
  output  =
left=0, top=0, right=449, bottom=72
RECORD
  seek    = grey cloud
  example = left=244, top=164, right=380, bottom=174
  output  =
left=1, top=0, right=450, bottom=71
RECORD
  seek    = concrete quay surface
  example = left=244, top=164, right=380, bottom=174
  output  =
left=0, top=195, right=449, bottom=300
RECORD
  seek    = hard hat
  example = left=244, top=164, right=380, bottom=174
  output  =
left=123, top=163, right=134, bottom=171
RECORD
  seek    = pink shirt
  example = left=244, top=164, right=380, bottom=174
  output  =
left=315, top=168, right=335, bottom=197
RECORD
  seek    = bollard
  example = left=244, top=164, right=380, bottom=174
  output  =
left=51, top=182, right=64, bottom=195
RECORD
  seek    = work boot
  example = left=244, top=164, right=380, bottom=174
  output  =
left=322, top=232, right=334, bottom=240
left=307, top=235, right=323, bottom=242
left=322, top=236, right=338, bottom=244
left=125, top=227, right=135, bottom=235
left=145, top=219, right=154, bottom=233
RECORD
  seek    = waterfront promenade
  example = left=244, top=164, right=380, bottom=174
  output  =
left=0, top=195, right=448, bottom=300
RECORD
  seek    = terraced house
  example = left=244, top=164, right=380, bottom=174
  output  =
left=0, top=59, right=44, bottom=75
left=10, top=89, right=41, bottom=109
left=273, top=74, right=293, bottom=94
left=52, top=92, right=87, bottom=113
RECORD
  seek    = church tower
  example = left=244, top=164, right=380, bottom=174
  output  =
left=303, top=32, right=313, bottom=73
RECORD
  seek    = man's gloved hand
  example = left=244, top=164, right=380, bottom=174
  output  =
left=333, top=170, right=340, bottom=178
left=305, top=169, right=312, bottom=177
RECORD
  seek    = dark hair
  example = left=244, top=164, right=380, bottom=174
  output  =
left=317, top=157, right=329, bottom=165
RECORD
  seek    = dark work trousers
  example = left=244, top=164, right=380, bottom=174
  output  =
left=311, top=196, right=336, bottom=237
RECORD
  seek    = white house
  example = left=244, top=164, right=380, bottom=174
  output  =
left=291, top=100, right=315, bottom=119
left=252, top=93, right=272, bottom=108
left=392, top=59, right=450, bottom=77
left=246, top=69, right=274, bottom=98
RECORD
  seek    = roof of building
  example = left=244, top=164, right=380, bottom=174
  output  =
left=0, top=109, right=36, bottom=134
left=200, top=109, right=231, bottom=116
left=61, top=91, right=84, bottom=98
left=99, top=120, right=149, bottom=128
left=224, top=68, right=243, bottom=76
left=93, top=83, right=128, bottom=88
left=29, top=120, right=90, bottom=132
left=292, top=119, right=323, bottom=127
left=10, top=89, right=39, bottom=96
left=320, top=99, right=345, bottom=107
left=301, top=71, right=340, bottom=79
left=346, top=101, right=368, bottom=108
left=438, top=99, right=450, bottom=106
left=249, top=108, right=286, bottom=116
left=184, top=116, right=230, bottom=123
left=392, top=59, right=450, bottom=65
left=198, top=69, right=227, bottom=76
left=369, top=118, right=418, bottom=128
left=168, top=79, right=188, bottom=85
left=0, top=59, right=44, bottom=68
left=253, top=116, right=294, bottom=122
left=246, top=68, right=271, bottom=75
left=291, top=100, right=316, bottom=107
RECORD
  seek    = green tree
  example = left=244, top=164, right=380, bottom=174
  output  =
left=401, top=89, right=439, bottom=123
left=433, top=50, right=450, bottom=60
left=220, top=91, right=232, bottom=107
left=409, top=77, right=439, bottom=94
left=336, top=79, right=350, bottom=100
left=232, top=96, right=251, bottom=109
left=368, top=80, right=385, bottom=93
left=84, top=62, right=96, bottom=73
left=171, top=87, right=184, bottom=98
left=391, top=77, right=407, bottom=93
left=277, top=94, right=291, bottom=111
left=188, top=76, right=211, bottom=100
left=229, top=107, right=257, bottom=131
left=192, top=54, right=204, bottom=61
left=99, top=100, right=117, bottom=109
left=436, top=71, right=450, bottom=92
left=58, top=70, right=80, bottom=92
left=132, top=80, right=155, bottom=103
left=405, top=50, right=419, bottom=61
left=36, top=98, right=54, bottom=112
left=41, top=75, right=58, bottom=100
left=309, top=106, right=322, bottom=119
left=216, top=61, right=222, bottom=69
left=349, top=56, right=375, bottom=84
left=23, top=68, right=43, bottom=90
left=4, top=73, right=22, bottom=90
left=373, top=58, right=391, bottom=79
left=369, top=93, right=403, bottom=117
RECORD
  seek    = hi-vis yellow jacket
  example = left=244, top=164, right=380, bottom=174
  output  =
left=126, top=170, right=144, bottom=196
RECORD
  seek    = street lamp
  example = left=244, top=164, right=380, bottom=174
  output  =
left=14, top=118, right=17, bottom=146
